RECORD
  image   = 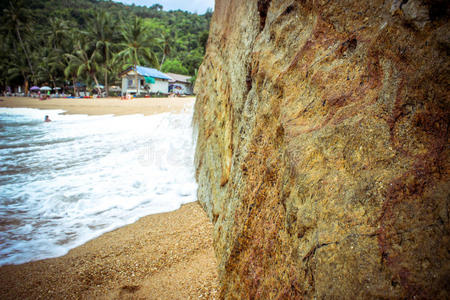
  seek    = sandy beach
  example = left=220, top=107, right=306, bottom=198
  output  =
left=0, top=97, right=219, bottom=299
left=0, top=96, right=195, bottom=116
left=0, top=202, right=218, bottom=300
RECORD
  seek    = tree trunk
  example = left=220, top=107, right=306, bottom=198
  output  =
left=93, top=74, right=102, bottom=96
left=161, top=53, right=166, bottom=67
left=73, top=76, right=78, bottom=97
left=50, top=74, right=56, bottom=90
left=20, top=69, right=28, bottom=95
left=104, top=68, right=109, bottom=97
left=105, top=48, right=110, bottom=97
left=24, top=79, right=29, bottom=95
left=15, top=27, right=35, bottom=80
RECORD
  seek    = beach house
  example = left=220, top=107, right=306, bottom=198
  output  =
left=165, top=73, right=193, bottom=95
left=120, top=66, right=172, bottom=95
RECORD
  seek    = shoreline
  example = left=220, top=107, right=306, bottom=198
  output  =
left=0, top=96, right=195, bottom=116
left=0, top=98, right=218, bottom=299
left=0, top=201, right=218, bottom=299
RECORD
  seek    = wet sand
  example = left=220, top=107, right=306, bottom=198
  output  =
left=0, top=96, right=194, bottom=116
left=0, top=97, right=219, bottom=299
left=0, top=202, right=218, bottom=300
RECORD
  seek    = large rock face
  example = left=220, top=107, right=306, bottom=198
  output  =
left=194, top=0, right=449, bottom=298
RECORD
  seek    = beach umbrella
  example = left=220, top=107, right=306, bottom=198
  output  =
left=94, top=84, right=104, bottom=89
left=53, top=87, right=61, bottom=90
left=40, top=86, right=51, bottom=91
left=30, top=86, right=40, bottom=91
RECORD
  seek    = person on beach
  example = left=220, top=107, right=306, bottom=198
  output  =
left=44, top=115, right=51, bottom=122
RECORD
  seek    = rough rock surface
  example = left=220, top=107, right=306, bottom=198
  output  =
left=194, top=0, right=449, bottom=298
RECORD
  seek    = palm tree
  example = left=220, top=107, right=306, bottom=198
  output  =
left=66, top=38, right=103, bottom=95
left=0, top=34, right=14, bottom=91
left=116, top=16, right=159, bottom=68
left=47, top=17, right=70, bottom=50
left=62, top=29, right=82, bottom=96
left=37, top=47, right=62, bottom=89
left=2, top=0, right=35, bottom=86
left=7, top=50, right=32, bottom=93
left=116, top=16, right=159, bottom=95
left=159, top=31, right=173, bottom=66
left=88, top=11, right=119, bottom=97
left=63, top=55, right=80, bottom=97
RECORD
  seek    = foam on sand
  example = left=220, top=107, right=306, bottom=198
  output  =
left=0, top=106, right=197, bottom=265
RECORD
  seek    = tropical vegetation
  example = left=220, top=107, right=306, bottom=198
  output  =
left=0, top=0, right=212, bottom=95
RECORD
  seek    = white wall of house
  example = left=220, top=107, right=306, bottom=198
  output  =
left=122, top=74, right=169, bottom=95
left=121, top=77, right=129, bottom=95
left=148, top=79, right=169, bottom=94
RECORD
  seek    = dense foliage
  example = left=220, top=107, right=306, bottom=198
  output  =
left=0, top=0, right=211, bottom=95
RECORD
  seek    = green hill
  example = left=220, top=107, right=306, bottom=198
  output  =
left=0, top=0, right=211, bottom=94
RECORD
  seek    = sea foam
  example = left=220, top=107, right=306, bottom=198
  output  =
left=0, top=105, right=197, bottom=265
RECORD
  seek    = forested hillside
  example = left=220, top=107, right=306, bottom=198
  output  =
left=0, top=0, right=211, bottom=94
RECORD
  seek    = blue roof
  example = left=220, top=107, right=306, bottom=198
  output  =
left=129, top=66, right=172, bottom=80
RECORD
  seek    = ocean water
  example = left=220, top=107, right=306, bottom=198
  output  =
left=0, top=106, right=197, bottom=266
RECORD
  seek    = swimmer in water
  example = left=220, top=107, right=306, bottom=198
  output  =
left=44, top=115, right=51, bottom=122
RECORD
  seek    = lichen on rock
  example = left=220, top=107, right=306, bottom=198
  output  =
left=194, top=0, right=449, bottom=298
